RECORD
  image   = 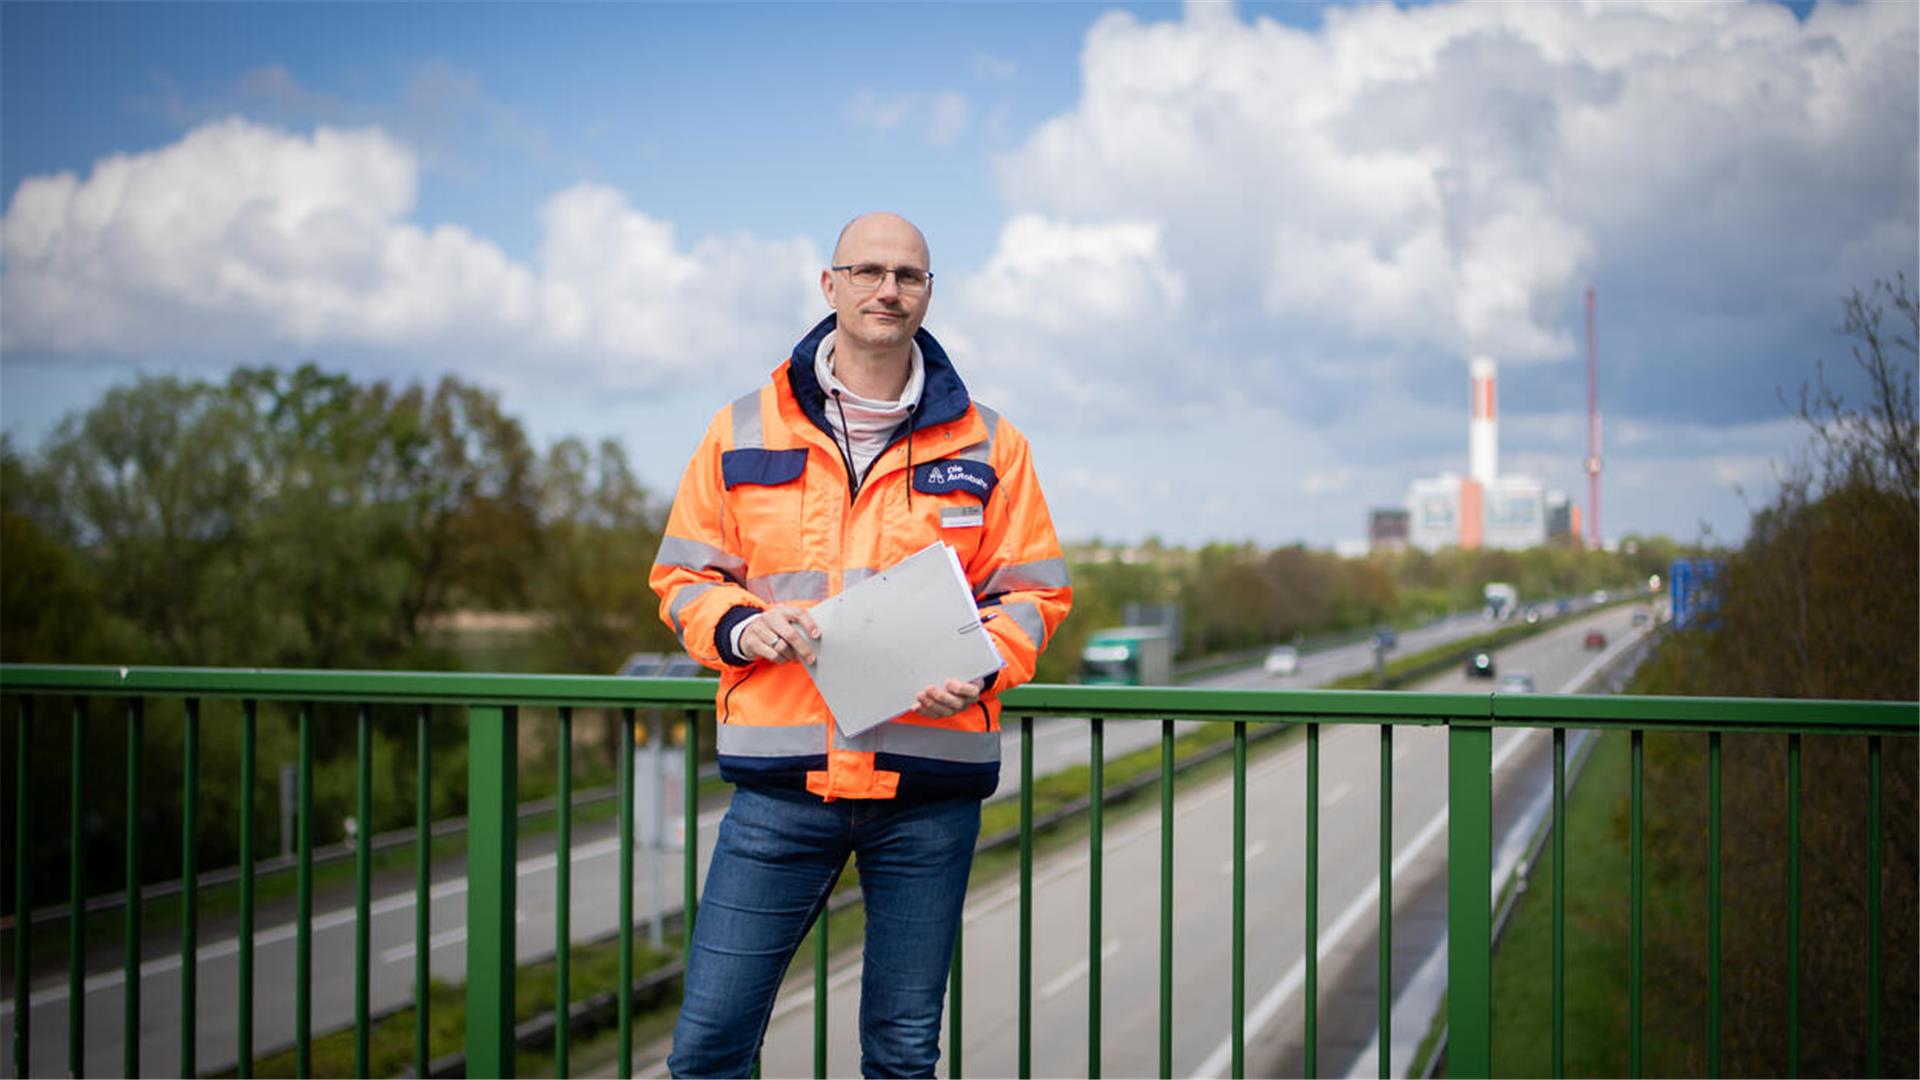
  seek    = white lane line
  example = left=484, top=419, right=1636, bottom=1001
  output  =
left=965, top=738, right=1317, bottom=924
left=1041, top=939, right=1125, bottom=999
left=1332, top=635, right=1644, bottom=1078
left=1191, top=726, right=1540, bottom=1078
left=379, top=909, right=527, bottom=964
left=1218, top=841, right=1268, bottom=878
left=1325, top=781, right=1354, bottom=805
left=382, top=924, right=469, bottom=965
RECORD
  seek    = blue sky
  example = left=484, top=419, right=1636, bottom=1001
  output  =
left=4, top=1, right=1914, bottom=550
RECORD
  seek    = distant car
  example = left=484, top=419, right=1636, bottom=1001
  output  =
left=1465, top=651, right=1496, bottom=678
left=1589, top=589, right=1610, bottom=604
left=1583, top=630, right=1608, bottom=651
left=1496, top=672, right=1536, bottom=694
left=1263, top=645, right=1300, bottom=677
left=1372, top=627, right=1398, bottom=650
left=1523, top=606, right=1540, bottom=625
left=1555, top=599, right=1572, bottom=616
left=1630, top=609, right=1651, bottom=627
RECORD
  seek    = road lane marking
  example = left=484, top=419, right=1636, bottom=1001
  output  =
left=1218, top=841, right=1267, bottom=877
left=380, top=910, right=526, bottom=963
left=966, top=737, right=1317, bottom=922
left=1325, top=781, right=1353, bottom=805
left=1041, top=939, right=1125, bottom=998
left=1191, top=725, right=1540, bottom=1078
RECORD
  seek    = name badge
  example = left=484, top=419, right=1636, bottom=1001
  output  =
left=940, top=506, right=984, bottom=529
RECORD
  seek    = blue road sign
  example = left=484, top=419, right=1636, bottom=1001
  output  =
left=1670, top=557, right=1726, bottom=630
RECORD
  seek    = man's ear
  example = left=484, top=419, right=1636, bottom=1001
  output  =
left=820, top=268, right=837, bottom=307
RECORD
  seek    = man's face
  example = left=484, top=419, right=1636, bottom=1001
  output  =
left=821, top=215, right=932, bottom=353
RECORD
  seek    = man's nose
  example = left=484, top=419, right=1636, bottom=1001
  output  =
left=873, top=271, right=902, bottom=300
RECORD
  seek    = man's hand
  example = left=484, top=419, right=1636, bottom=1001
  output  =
left=741, top=605, right=821, bottom=665
left=914, top=678, right=982, bottom=720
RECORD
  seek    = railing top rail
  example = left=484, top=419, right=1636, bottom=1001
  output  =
left=0, top=664, right=718, bottom=708
left=1, top=664, right=1913, bottom=735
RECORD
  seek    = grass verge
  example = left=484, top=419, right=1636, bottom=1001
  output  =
left=1486, top=729, right=1632, bottom=1077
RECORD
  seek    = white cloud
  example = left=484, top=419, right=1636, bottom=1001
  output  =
left=962, top=214, right=1184, bottom=334
left=845, top=91, right=915, bottom=132
left=944, top=214, right=1190, bottom=427
left=995, top=0, right=1915, bottom=374
left=953, top=0, right=1914, bottom=544
left=1, top=118, right=822, bottom=392
left=845, top=90, right=975, bottom=148
left=973, top=53, right=1019, bottom=81
left=928, top=92, right=973, bottom=148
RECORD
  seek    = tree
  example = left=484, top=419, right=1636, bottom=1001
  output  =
left=530, top=437, right=677, bottom=675
left=1626, top=274, right=1918, bottom=1074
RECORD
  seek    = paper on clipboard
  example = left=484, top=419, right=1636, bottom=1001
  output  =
left=802, top=542, right=1003, bottom=737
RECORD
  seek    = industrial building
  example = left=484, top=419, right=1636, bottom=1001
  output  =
left=1396, top=357, right=1579, bottom=552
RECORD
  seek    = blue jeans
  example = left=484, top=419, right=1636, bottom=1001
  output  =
left=668, top=787, right=982, bottom=1079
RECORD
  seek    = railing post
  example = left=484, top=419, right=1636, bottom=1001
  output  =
left=1446, top=720, right=1492, bottom=1077
left=467, top=704, right=519, bottom=1077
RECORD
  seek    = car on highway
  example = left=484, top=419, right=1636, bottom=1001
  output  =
left=1465, top=650, right=1496, bottom=678
left=1523, top=606, right=1540, bottom=625
left=1372, top=626, right=1398, bottom=651
left=1263, top=645, right=1300, bottom=676
left=1583, top=629, right=1608, bottom=651
left=1496, top=672, right=1536, bottom=694
left=1631, top=609, right=1651, bottom=627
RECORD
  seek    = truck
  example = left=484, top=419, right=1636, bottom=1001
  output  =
left=1079, top=625, right=1176, bottom=686
left=1483, top=582, right=1518, bottom=620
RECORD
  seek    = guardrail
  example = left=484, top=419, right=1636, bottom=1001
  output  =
left=3, top=666, right=1913, bottom=1078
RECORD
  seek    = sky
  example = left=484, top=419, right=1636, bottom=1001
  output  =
left=3, top=0, right=1914, bottom=551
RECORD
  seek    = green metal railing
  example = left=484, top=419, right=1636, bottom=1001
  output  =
left=2, top=666, right=1913, bottom=1078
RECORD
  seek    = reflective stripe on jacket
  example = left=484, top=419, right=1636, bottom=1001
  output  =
left=649, top=314, right=1072, bottom=802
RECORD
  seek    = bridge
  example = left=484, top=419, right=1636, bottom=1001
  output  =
left=4, top=622, right=1914, bottom=1078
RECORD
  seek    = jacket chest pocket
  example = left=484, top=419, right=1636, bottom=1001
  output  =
left=722, top=447, right=808, bottom=568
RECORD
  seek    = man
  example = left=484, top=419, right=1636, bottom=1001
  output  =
left=650, top=211, right=1072, bottom=1078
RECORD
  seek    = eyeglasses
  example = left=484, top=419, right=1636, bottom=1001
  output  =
left=831, top=263, right=933, bottom=295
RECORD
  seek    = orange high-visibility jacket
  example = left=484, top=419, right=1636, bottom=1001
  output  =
left=650, top=315, right=1072, bottom=802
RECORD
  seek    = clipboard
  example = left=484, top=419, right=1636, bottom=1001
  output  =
left=802, top=542, right=1004, bottom=737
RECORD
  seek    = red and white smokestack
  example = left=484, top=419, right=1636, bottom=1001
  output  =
left=1469, top=356, right=1498, bottom=486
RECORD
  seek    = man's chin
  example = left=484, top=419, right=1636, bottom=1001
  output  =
left=849, top=319, right=915, bottom=349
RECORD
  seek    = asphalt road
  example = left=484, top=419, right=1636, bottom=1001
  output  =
left=742, top=602, right=1652, bottom=1078
left=0, top=602, right=1607, bottom=1076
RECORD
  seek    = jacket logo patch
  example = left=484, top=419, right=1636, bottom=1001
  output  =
left=913, top=459, right=998, bottom=502
left=722, top=447, right=807, bottom=489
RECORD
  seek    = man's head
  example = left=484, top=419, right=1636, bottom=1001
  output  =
left=822, top=212, right=932, bottom=354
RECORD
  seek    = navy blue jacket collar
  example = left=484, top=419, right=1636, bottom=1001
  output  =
left=785, top=314, right=973, bottom=442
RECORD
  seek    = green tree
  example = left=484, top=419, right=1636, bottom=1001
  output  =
left=530, top=437, right=677, bottom=674
left=1626, top=274, right=1919, bottom=1075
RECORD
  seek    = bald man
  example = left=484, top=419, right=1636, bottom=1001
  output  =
left=652, top=213, right=1072, bottom=1077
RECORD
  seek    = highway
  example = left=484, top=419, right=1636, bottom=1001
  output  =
left=1, top=602, right=1618, bottom=1076
left=742, top=602, right=1651, bottom=1078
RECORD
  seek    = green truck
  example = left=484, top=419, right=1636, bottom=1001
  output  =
left=1079, top=625, right=1176, bottom=686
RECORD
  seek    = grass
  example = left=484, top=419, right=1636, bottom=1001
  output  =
left=1486, top=729, right=1634, bottom=1077
left=220, top=928, right=685, bottom=1079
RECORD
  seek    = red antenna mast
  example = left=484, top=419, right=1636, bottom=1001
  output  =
left=1585, top=285, right=1601, bottom=548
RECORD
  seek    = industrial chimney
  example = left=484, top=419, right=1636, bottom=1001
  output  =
left=1469, top=356, right=1498, bottom=486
